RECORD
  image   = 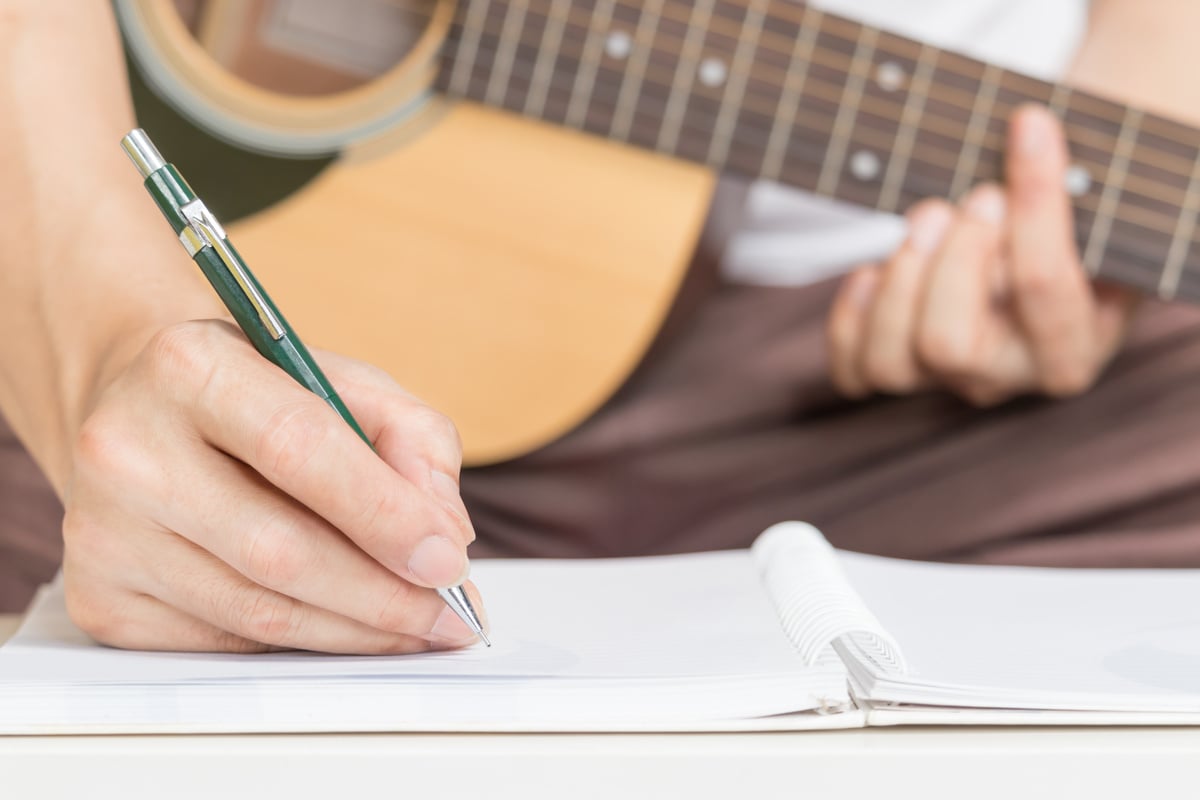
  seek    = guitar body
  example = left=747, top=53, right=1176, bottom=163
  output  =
left=234, top=105, right=713, bottom=464
left=120, top=0, right=1200, bottom=463
left=118, top=0, right=714, bottom=465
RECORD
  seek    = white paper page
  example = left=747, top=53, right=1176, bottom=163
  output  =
left=838, top=551, right=1200, bottom=711
left=0, top=551, right=817, bottom=685
left=0, top=550, right=857, bottom=732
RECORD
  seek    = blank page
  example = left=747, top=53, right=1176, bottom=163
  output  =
left=0, top=551, right=850, bottom=731
left=838, top=551, right=1200, bottom=712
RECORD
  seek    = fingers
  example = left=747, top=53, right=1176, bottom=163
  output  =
left=860, top=201, right=953, bottom=393
left=63, top=579, right=272, bottom=653
left=137, top=532, right=468, bottom=654
left=827, top=189, right=1038, bottom=404
left=1006, top=104, right=1106, bottom=396
left=155, top=448, right=476, bottom=645
left=315, top=351, right=470, bottom=525
left=828, top=266, right=880, bottom=398
left=148, top=323, right=472, bottom=590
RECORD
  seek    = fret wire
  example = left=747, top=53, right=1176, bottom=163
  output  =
left=454, top=36, right=1191, bottom=278
left=816, top=25, right=878, bottom=196
left=878, top=43, right=937, bottom=213
left=447, top=0, right=1200, bottom=187
left=1047, top=82, right=1072, bottom=119
left=759, top=5, right=821, bottom=181
left=564, top=0, right=620, bottom=129
left=558, top=0, right=1197, bottom=148
left=445, top=0, right=493, bottom=97
left=483, top=0, right=532, bottom=108
left=1157, top=153, right=1200, bottom=299
left=655, top=0, right=718, bottom=154
left=444, top=18, right=1199, bottom=232
left=1083, top=107, right=1144, bottom=274
left=704, top=0, right=770, bottom=167
left=444, top=23, right=1196, bottom=234
left=608, top=0, right=667, bottom=141
left=520, top=0, right=574, bottom=118
left=949, top=62, right=1001, bottom=199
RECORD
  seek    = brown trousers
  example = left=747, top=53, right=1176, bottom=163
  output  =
left=6, top=258, right=1200, bottom=613
left=461, top=274, right=1200, bottom=568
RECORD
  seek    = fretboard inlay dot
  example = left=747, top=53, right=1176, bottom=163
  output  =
left=605, top=30, right=633, bottom=61
left=1065, top=164, right=1093, bottom=198
left=698, top=57, right=729, bottom=88
left=875, top=61, right=906, bottom=92
left=850, top=150, right=882, bottom=181
left=436, top=0, right=1200, bottom=305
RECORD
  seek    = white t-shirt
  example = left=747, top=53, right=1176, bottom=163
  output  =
left=721, top=0, right=1089, bottom=287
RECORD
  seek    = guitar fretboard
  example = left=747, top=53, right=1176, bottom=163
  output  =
left=435, top=0, right=1200, bottom=303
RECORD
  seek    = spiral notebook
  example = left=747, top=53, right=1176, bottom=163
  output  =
left=3, top=522, right=1200, bottom=734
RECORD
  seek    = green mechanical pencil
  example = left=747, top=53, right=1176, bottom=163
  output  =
left=120, top=128, right=489, bottom=647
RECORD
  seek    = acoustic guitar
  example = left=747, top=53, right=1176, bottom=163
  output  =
left=116, top=0, right=1200, bottom=465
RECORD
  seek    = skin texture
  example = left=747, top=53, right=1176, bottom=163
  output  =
left=2, top=1, right=1197, bottom=652
left=827, top=0, right=1200, bottom=404
left=0, top=2, right=482, bottom=653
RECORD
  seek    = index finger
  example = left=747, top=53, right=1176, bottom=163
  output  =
left=160, top=323, right=472, bottom=589
left=1006, top=104, right=1101, bottom=393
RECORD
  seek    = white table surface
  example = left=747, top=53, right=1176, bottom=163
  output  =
left=4, top=613, right=1200, bottom=799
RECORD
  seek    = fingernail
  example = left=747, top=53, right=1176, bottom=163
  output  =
left=906, top=204, right=953, bottom=254
left=1016, top=105, right=1053, bottom=157
left=848, top=269, right=878, bottom=309
left=408, top=535, right=469, bottom=587
left=963, top=186, right=1006, bottom=224
left=431, top=470, right=460, bottom=501
left=428, top=604, right=476, bottom=644
left=432, top=469, right=471, bottom=519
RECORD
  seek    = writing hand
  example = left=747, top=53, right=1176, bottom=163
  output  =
left=62, top=320, right=485, bottom=653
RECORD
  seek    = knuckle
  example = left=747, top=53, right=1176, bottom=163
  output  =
left=63, top=582, right=123, bottom=646
left=373, top=581, right=418, bottom=633
left=1041, top=362, right=1096, bottom=398
left=240, top=509, right=309, bottom=589
left=213, top=630, right=273, bottom=654
left=960, top=384, right=1006, bottom=409
left=143, top=323, right=217, bottom=390
left=917, top=327, right=974, bottom=375
left=255, top=401, right=330, bottom=482
left=414, top=407, right=463, bottom=453
left=355, top=490, right=409, bottom=551
left=61, top=510, right=116, bottom=566
left=352, top=361, right=396, bottom=388
left=237, top=588, right=301, bottom=644
left=73, top=411, right=139, bottom=483
left=862, top=351, right=919, bottom=394
left=1010, top=262, right=1059, bottom=300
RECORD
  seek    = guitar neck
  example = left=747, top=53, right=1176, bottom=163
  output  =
left=435, top=0, right=1200, bottom=303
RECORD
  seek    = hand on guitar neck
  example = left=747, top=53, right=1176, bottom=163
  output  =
left=827, top=105, right=1139, bottom=406
left=825, top=0, right=1200, bottom=405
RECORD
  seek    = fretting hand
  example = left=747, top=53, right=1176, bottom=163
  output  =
left=827, top=104, right=1139, bottom=407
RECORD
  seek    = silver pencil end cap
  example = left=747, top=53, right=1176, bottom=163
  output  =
left=121, top=128, right=166, bottom=179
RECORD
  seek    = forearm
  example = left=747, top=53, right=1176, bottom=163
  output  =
left=1069, top=0, right=1200, bottom=125
left=0, top=1, right=222, bottom=493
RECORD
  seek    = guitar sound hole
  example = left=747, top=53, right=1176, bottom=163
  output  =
left=171, top=0, right=436, bottom=97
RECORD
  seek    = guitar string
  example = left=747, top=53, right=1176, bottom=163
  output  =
left=502, top=0, right=1200, bottom=157
left=617, top=0, right=1198, bottom=145
left=440, top=13, right=1198, bottom=234
left=439, top=29, right=1193, bottom=274
left=441, top=1, right=1200, bottom=203
left=442, top=20, right=1191, bottom=251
